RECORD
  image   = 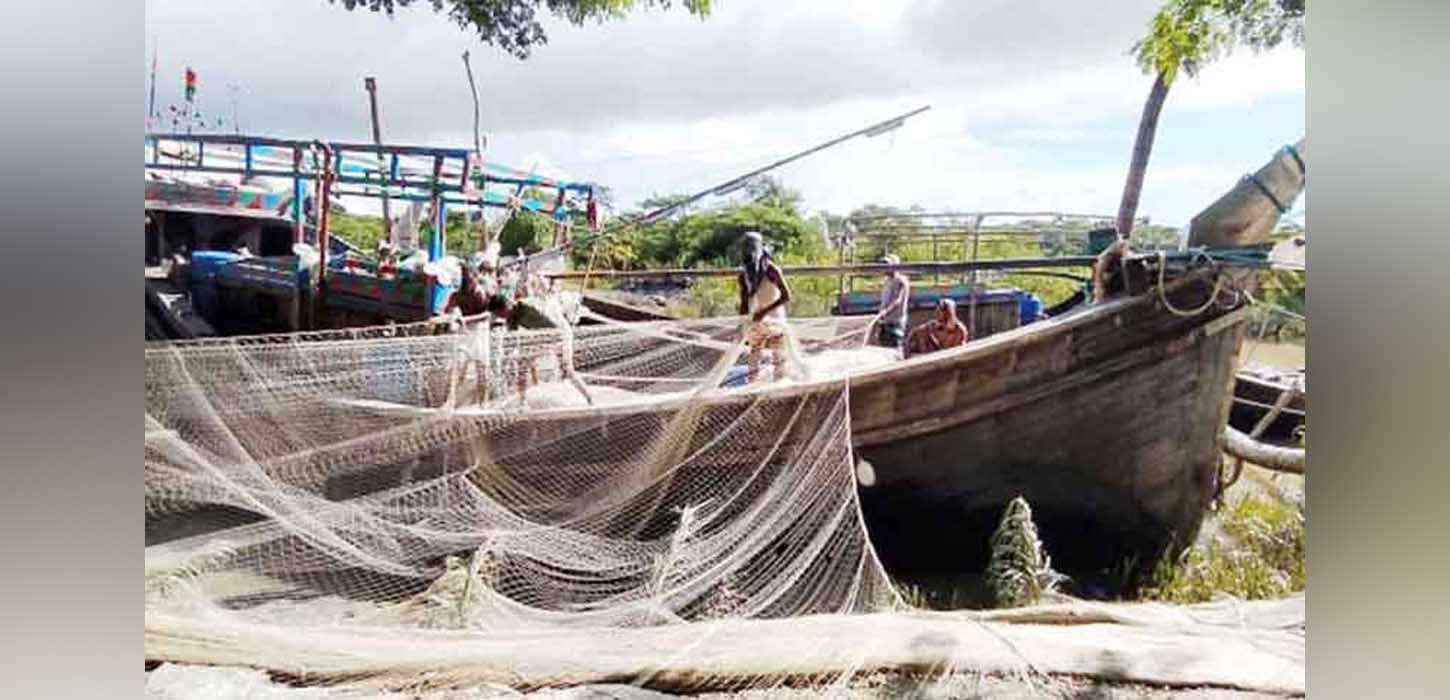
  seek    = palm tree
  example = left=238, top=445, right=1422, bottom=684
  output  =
left=1116, top=0, right=1305, bottom=238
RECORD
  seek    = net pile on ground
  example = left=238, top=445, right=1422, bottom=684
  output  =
left=145, top=316, right=908, bottom=690
left=144, top=315, right=1304, bottom=697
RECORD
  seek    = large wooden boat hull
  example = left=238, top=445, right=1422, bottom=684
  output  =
left=146, top=274, right=1246, bottom=598
left=846, top=274, right=1246, bottom=586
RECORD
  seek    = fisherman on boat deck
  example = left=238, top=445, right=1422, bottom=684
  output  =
left=905, top=298, right=970, bottom=359
left=738, top=231, right=793, bottom=383
left=443, top=262, right=491, bottom=318
left=872, top=255, right=910, bottom=350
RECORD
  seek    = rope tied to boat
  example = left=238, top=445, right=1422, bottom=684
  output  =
left=1155, top=249, right=1227, bottom=318
left=1090, top=238, right=1132, bottom=304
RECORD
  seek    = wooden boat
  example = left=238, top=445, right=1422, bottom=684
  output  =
left=851, top=141, right=1303, bottom=590
left=143, top=133, right=598, bottom=336
left=147, top=141, right=1305, bottom=598
left=1228, top=364, right=1305, bottom=444
left=557, top=141, right=1304, bottom=590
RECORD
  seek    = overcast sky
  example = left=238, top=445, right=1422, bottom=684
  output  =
left=144, top=0, right=1304, bottom=227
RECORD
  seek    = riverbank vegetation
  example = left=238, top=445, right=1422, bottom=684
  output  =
left=1141, top=492, right=1305, bottom=603
left=325, top=175, right=1301, bottom=325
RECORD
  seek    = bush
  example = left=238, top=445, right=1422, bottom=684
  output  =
left=1141, top=495, right=1304, bottom=603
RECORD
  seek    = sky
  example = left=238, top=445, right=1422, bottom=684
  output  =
left=144, top=0, right=1304, bottom=228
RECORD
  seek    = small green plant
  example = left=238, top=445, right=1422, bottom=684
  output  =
left=1142, top=495, right=1304, bottom=603
left=985, top=496, right=1063, bottom=608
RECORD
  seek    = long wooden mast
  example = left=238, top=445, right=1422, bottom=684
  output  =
left=511, top=106, right=933, bottom=268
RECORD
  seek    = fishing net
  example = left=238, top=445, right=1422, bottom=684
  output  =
left=145, top=314, right=911, bottom=694
left=145, top=312, right=494, bottom=349
left=145, top=313, right=1305, bottom=697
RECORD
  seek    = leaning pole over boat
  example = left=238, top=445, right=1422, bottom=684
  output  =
left=1188, top=138, right=1305, bottom=248
left=517, top=105, right=933, bottom=269
left=1186, top=138, right=1307, bottom=473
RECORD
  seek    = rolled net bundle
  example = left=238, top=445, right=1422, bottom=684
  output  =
left=145, top=314, right=907, bottom=695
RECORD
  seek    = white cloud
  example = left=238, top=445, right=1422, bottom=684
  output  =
left=1001, top=129, right=1093, bottom=144
left=145, top=0, right=1303, bottom=227
left=1171, top=47, right=1305, bottom=109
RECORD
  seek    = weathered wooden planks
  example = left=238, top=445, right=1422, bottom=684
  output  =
left=849, top=273, right=1248, bottom=578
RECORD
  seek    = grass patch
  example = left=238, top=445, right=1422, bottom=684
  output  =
left=1140, top=495, right=1304, bottom=603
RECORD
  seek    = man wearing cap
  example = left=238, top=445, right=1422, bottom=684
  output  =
left=738, top=231, right=794, bottom=383
left=872, top=254, right=911, bottom=351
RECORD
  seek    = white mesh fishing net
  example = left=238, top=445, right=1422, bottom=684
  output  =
left=145, top=313, right=1304, bottom=697
left=146, top=315, right=910, bottom=694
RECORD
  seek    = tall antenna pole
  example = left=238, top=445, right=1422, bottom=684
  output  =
left=461, top=51, right=490, bottom=255
left=363, top=77, right=393, bottom=246
left=461, top=51, right=484, bottom=156
left=227, top=83, right=240, bottom=135
left=147, top=37, right=158, bottom=128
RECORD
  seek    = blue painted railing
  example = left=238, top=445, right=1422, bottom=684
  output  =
left=145, top=132, right=596, bottom=314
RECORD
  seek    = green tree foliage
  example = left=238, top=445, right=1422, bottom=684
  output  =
left=328, top=211, right=388, bottom=254
left=1117, top=0, right=1305, bottom=235
left=626, top=176, right=820, bottom=269
left=497, top=210, right=554, bottom=256
left=330, top=0, right=711, bottom=59
left=331, top=209, right=482, bottom=258
left=590, top=178, right=831, bottom=316
left=1134, top=0, right=1304, bottom=85
left=1249, top=228, right=1307, bottom=340
left=839, top=205, right=1098, bottom=304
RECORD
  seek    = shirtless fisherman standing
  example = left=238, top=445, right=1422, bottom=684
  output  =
left=738, top=231, right=793, bottom=383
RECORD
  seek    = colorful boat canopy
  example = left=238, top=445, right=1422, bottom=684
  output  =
left=143, top=133, right=597, bottom=219
left=145, top=178, right=290, bottom=219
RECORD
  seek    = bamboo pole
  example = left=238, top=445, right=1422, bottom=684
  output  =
left=363, top=77, right=392, bottom=246
left=517, top=106, right=933, bottom=268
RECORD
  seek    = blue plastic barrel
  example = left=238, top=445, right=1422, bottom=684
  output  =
left=1018, top=292, right=1044, bottom=323
left=189, top=251, right=241, bottom=279
left=188, top=251, right=240, bottom=319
